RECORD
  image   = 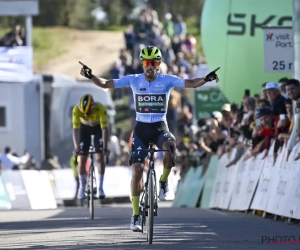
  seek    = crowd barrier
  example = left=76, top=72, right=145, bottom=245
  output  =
left=173, top=141, right=300, bottom=221
left=0, top=162, right=180, bottom=210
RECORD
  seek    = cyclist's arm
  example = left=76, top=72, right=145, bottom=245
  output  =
left=168, top=75, right=206, bottom=89
left=100, top=107, right=109, bottom=151
left=91, top=77, right=115, bottom=89
left=91, top=74, right=133, bottom=89
left=72, top=107, right=81, bottom=150
left=184, top=78, right=207, bottom=88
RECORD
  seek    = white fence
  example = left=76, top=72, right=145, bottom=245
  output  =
left=0, top=163, right=180, bottom=210
left=209, top=142, right=300, bottom=220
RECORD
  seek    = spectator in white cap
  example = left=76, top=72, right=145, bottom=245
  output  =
left=221, top=103, right=232, bottom=127
left=264, top=82, right=287, bottom=122
left=265, top=82, right=290, bottom=159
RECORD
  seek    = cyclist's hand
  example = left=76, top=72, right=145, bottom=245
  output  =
left=79, top=61, right=94, bottom=79
left=204, top=67, right=220, bottom=82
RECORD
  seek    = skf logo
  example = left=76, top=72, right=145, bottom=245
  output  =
left=227, top=14, right=292, bottom=36
left=266, top=33, right=274, bottom=41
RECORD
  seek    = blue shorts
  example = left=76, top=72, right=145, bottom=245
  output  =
left=130, top=121, right=175, bottom=164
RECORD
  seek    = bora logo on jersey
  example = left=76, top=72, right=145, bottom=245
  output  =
left=137, top=94, right=165, bottom=106
left=136, top=94, right=166, bottom=113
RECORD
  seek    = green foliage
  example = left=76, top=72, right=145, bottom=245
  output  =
left=67, top=0, right=97, bottom=29
left=141, top=0, right=205, bottom=54
left=33, top=0, right=67, bottom=27
left=98, top=0, right=138, bottom=26
left=32, top=27, right=70, bottom=69
left=144, top=0, right=205, bottom=20
left=0, top=16, right=25, bottom=28
left=0, top=0, right=205, bottom=31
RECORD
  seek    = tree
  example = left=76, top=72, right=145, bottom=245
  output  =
left=98, top=0, right=138, bottom=25
left=33, top=0, right=67, bottom=27
left=68, top=0, right=97, bottom=29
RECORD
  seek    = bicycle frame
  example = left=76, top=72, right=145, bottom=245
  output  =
left=139, top=143, right=158, bottom=219
left=130, top=142, right=175, bottom=243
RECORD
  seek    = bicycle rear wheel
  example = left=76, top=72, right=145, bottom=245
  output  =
left=147, top=170, right=154, bottom=244
left=89, top=165, right=94, bottom=220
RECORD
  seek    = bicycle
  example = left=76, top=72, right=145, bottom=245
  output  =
left=130, top=142, right=175, bottom=244
left=75, top=136, right=109, bottom=220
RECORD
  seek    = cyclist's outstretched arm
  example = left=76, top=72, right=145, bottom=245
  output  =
left=184, top=67, right=220, bottom=88
left=79, top=61, right=115, bottom=89
left=92, top=77, right=115, bottom=89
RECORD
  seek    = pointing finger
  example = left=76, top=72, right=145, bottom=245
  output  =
left=78, top=61, right=85, bottom=66
left=213, top=67, right=220, bottom=73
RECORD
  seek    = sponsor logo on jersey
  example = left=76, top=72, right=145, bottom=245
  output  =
left=135, top=94, right=166, bottom=114
left=137, top=95, right=165, bottom=106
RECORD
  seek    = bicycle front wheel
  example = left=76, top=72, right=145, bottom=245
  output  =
left=89, top=166, right=94, bottom=220
left=147, top=170, right=154, bottom=244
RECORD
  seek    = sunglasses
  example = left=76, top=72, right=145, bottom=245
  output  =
left=141, top=60, right=161, bottom=67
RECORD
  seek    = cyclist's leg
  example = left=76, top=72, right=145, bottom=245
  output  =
left=77, top=124, right=91, bottom=199
left=129, top=133, right=148, bottom=231
left=93, top=126, right=105, bottom=199
left=156, top=127, right=176, bottom=200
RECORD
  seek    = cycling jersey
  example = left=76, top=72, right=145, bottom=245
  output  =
left=72, top=102, right=108, bottom=128
left=113, top=73, right=185, bottom=123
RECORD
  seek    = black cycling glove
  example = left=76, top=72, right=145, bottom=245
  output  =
left=82, top=65, right=94, bottom=79
left=204, top=71, right=218, bottom=82
left=204, top=67, right=220, bottom=82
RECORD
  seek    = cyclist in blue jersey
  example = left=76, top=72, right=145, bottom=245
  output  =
left=79, top=46, right=219, bottom=231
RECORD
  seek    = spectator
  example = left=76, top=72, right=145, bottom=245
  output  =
left=284, top=79, right=300, bottom=160
left=0, top=146, right=30, bottom=170
left=133, top=14, right=149, bottom=59
left=256, top=98, right=270, bottom=109
left=225, top=129, right=245, bottom=168
left=184, top=33, right=197, bottom=57
left=240, top=97, right=256, bottom=141
left=124, top=25, right=135, bottom=57
left=278, top=98, right=294, bottom=142
left=251, top=107, right=275, bottom=159
left=254, top=94, right=261, bottom=104
left=173, top=14, right=186, bottom=38
left=163, top=13, right=174, bottom=38
left=264, top=82, right=287, bottom=129
left=285, top=79, right=300, bottom=101
left=0, top=25, right=24, bottom=47
left=278, top=77, right=289, bottom=98
left=261, top=82, right=268, bottom=99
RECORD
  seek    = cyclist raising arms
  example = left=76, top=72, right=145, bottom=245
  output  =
left=72, top=94, right=110, bottom=200
left=79, top=46, right=219, bottom=231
